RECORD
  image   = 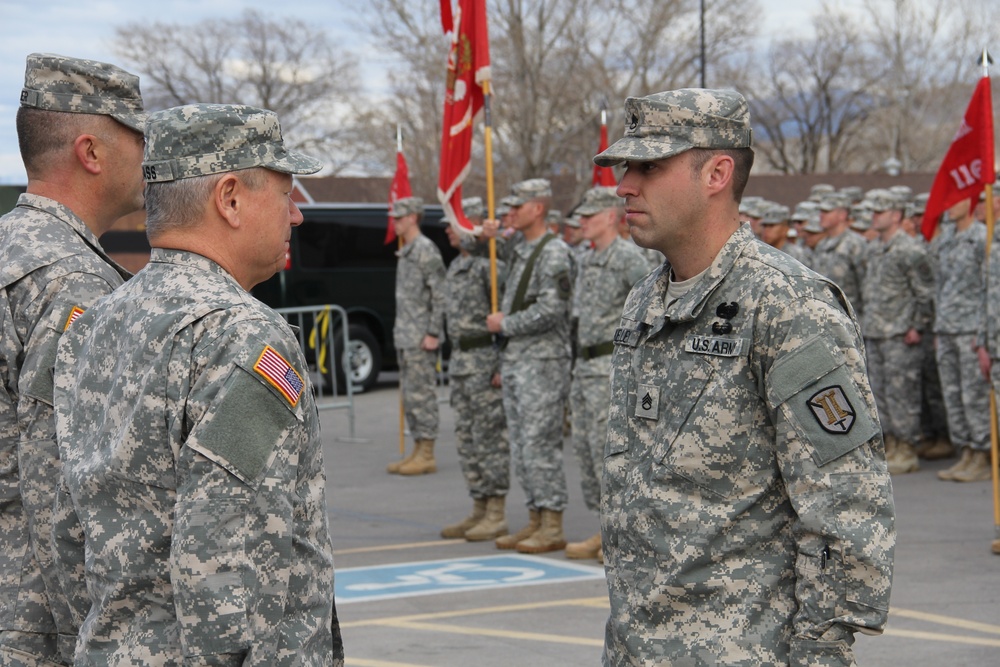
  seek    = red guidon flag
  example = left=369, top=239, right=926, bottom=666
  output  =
left=592, top=110, right=617, bottom=187
left=922, top=75, right=995, bottom=239
left=386, top=147, right=412, bottom=244
left=437, top=0, right=490, bottom=235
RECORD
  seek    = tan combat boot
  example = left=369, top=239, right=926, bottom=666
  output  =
left=992, top=538, right=1000, bottom=556
left=515, top=508, right=567, bottom=554
left=919, top=437, right=955, bottom=461
left=883, top=434, right=898, bottom=463
left=565, top=532, right=602, bottom=560
left=887, top=440, right=919, bottom=475
left=441, top=498, right=487, bottom=538
left=951, top=450, right=992, bottom=483
left=495, top=509, right=539, bottom=550
left=465, top=496, right=508, bottom=542
left=386, top=442, right=418, bottom=474
left=937, top=447, right=974, bottom=481
left=398, top=439, right=437, bottom=475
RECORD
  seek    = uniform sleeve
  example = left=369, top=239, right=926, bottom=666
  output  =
left=905, top=245, right=934, bottom=332
left=423, top=244, right=447, bottom=338
left=501, top=245, right=572, bottom=337
left=763, top=296, right=895, bottom=667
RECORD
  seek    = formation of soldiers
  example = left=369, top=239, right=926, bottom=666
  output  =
left=741, top=182, right=999, bottom=484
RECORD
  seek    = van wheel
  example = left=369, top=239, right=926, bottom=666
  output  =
left=336, top=324, right=382, bottom=393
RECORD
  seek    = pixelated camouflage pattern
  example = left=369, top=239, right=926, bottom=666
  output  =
left=461, top=196, right=485, bottom=220
left=782, top=240, right=812, bottom=267
left=570, top=238, right=650, bottom=512
left=390, top=196, right=424, bottom=218
left=595, top=88, right=752, bottom=167
left=761, top=204, right=790, bottom=224
left=819, top=193, right=851, bottom=212
left=936, top=334, right=990, bottom=450
left=811, top=231, right=868, bottom=319
left=142, top=104, right=322, bottom=182
left=507, top=179, right=552, bottom=206
left=397, top=348, right=440, bottom=442
left=0, top=194, right=130, bottom=665
left=980, top=226, right=1000, bottom=359
left=810, top=183, right=836, bottom=201
left=602, top=224, right=893, bottom=666
left=861, top=232, right=933, bottom=338
left=575, top=186, right=623, bottom=217
left=865, top=189, right=904, bottom=212
left=865, top=337, right=924, bottom=443
left=933, top=221, right=986, bottom=335
left=21, top=53, right=146, bottom=131
left=395, top=234, right=446, bottom=349
left=53, top=249, right=341, bottom=666
left=446, top=254, right=502, bottom=377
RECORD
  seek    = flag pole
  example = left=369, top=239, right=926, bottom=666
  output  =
left=396, top=124, right=407, bottom=458
left=483, top=80, right=498, bottom=312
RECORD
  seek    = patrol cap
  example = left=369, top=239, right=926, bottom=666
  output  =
left=851, top=202, right=873, bottom=230
left=761, top=204, right=790, bottom=225
left=575, top=186, right=623, bottom=216
left=20, top=52, right=147, bottom=132
left=791, top=201, right=819, bottom=222
left=462, top=196, right=485, bottom=220
left=564, top=213, right=582, bottom=229
left=507, top=178, right=552, bottom=206
left=546, top=209, right=564, bottom=226
left=840, top=186, right=863, bottom=203
left=889, top=185, right=914, bottom=202
left=496, top=194, right=518, bottom=217
left=801, top=214, right=824, bottom=234
left=809, top=183, right=835, bottom=201
left=865, top=188, right=903, bottom=212
left=819, top=192, right=851, bottom=212
left=390, top=196, right=424, bottom=218
left=143, top=104, right=322, bottom=183
left=739, top=196, right=765, bottom=218
left=594, top=88, right=752, bottom=167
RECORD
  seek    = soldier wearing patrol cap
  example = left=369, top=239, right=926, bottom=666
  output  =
left=595, top=88, right=894, bottom=666
left=564, top=186, right=649, bottom=563
left=52, top=104, right=343, bottom=666
left=0, top=52, right=146, bottom=665
left=861, top=188, right=934, bottom=475
left=385, top=195, right=447, bottom=476
left=812, top=191, right=869, bottom=319
left=486, top=178, right=575, bottom=554
left=759, top=203, right=810, bottom=265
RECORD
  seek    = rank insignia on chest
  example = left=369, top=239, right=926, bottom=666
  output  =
left=63, top=306, right=85, bottom=330
left=254, top=345, right=305, bottom=407
left=807, top=385, right=855, bottom=434
left=634, top=383, right=659, bottom=420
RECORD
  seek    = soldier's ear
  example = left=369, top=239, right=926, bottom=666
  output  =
left=214, top=174, right=243, bottom=229
left=73, top=134, right=102, bottom=176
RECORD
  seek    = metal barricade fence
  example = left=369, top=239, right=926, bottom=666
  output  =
left=274, top=305, right=367, bottom=443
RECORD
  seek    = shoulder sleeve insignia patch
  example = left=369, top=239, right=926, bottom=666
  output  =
left=63, top=306, right=85, bottom=331
left=253, top=345, right=305, bottom=407
left=807, top=385, right=855, bottom=434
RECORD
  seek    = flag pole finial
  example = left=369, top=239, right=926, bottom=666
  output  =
left=980, top=47, right=994, bottom=77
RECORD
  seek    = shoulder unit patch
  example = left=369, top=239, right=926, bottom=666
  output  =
left=807, top=385, right=855, bottom=434
left=253, top=345, right=305, bottom=407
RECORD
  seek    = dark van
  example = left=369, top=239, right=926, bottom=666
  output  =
left=252, top=203, right=457, bottom=391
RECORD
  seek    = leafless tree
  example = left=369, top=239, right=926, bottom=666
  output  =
left=112, top=10, right=364, bottom=173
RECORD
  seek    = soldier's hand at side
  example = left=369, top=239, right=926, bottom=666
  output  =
left=420, top=335, right=439, bottom=351
left=486, top=312, right=504, bottom=333
left=491, top=372, right=502, bottom=388
left=903, top=328, right=921, bottom=346
left=978, top=346, right=992, bottom=380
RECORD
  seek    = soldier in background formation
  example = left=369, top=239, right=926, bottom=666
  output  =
left=564, top=187, right=650, bottom=563
left=386, top=196, right=447, bottom=476
left=439, top=197, right=511, bottom=542
left=486, top=179, right=575, bottom=554
left=812, top=191, right=868, bottom=319
left=758, top=203, right=810, bottom=264
left=0, top=53, right=144, bottom=665
left=54, top=103, right=342, bottom=665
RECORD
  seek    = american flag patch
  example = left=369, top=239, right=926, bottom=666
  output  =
left=63, top=306, right=85, bottom=331
left=253, top=345, right=305, bottom=407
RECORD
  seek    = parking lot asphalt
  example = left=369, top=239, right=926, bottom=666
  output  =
left=319, top=375, right=1000, bottom=666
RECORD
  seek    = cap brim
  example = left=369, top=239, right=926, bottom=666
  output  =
left=594, top=136, right=691, bottom=167
left=263, top=147, right=323, bottom=175
left=111, top=111, right=148, bottom=133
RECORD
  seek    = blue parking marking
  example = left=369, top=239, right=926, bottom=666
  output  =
left=335, top=554, right=605, bottom=604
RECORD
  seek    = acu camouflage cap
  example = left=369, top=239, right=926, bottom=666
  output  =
left=142, top=104, right=322, bottom=183
left=761, top=204, right=790, bottom=225
left=594, top=88, right=752, bottom=167
left=508, top=178, right=552, bottom=206
left=20, top=52, right=146, bottom=132
left=390, top=196, right=424, bottom=218
left=865, top=188, right=904, bottom=212
left=819, top=192, right=851, bottom=212
left=462, top=196, right=485, bottom=220
left=575, top=186, right=623, bottom=216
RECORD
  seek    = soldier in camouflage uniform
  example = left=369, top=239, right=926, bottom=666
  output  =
left=759, top=204, right=811, bottom=265
left=933, top=199, right=993, bottom=482
left=486, top=178, right=574, bottom=554
left=594, top=89, right=894, bottom=666
left=0, top=53, right=145, bottom=666
left=861, top=189, right=934, bottom=474
left=439, top=197, right=510, bottom=542
left=564, top=187, right=650, bottom=563
left=386, top=196, right=447, bottom=476
left=812, top=192, right=868, bottom=318
left=52, top=104, right=343, bottom=666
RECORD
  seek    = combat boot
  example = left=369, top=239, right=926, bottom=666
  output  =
left=398, top=439, right=437, bottom=475
left=386, top=442, right=418, bottom=474
left=950, top=450, right=992, bottom=483
left=515, top=508, right=567, bottom=554
left=440, top=498, right=487, bottom=538
left=565, top=532, right=602, bottom=560
left=919, top=437, right=955, bottom=461
left=883, top=434, right=898, bottom=463
left=465, top=496, right=508, bottom=541
left=992, top=538, right=1000, bottom=555
left=887, top=440, right=919, bottom=475
left=937, top=447, right=974, bottom=481
left=495, top=509, right=540, bottom=550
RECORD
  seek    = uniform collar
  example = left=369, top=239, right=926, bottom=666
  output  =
left=148, top=247, right=245, bottom=290
left=17, top=192, right=105, bottom=252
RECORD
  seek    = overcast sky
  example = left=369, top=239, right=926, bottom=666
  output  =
left=0, top=0, right=870, bottom=184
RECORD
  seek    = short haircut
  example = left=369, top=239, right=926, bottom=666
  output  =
left=16, top=106, right=113, bottom=177
left=687, top=147, right=755, bottom=203
left=145, top=167, right=268, bottom=240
